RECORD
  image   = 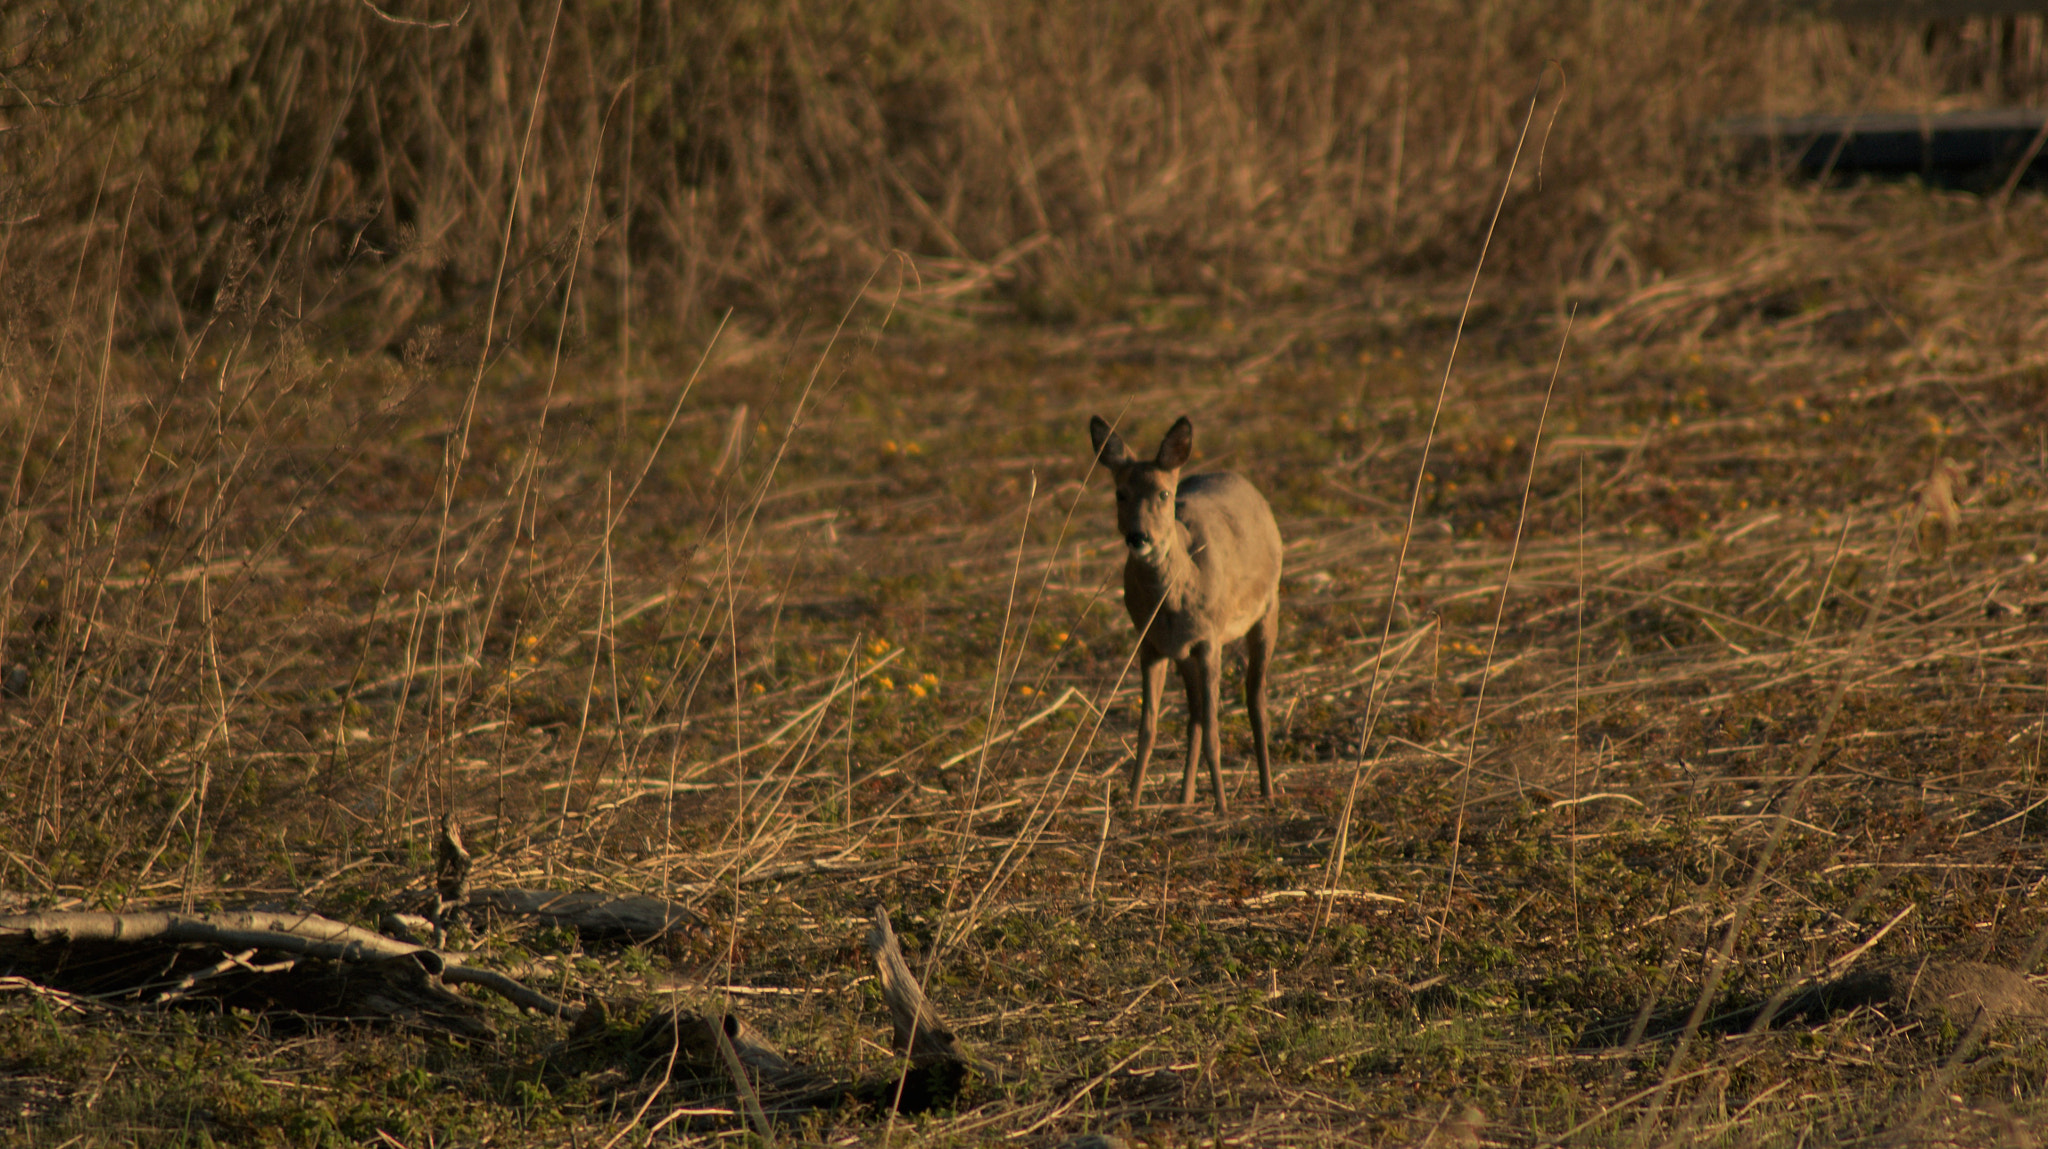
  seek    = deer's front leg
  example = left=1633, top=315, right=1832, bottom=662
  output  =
left=1128, top=651, right=1170, bottom=808
left=1178, top=643, right=1222, bottom=810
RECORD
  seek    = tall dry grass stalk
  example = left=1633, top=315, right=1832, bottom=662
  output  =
left=1325, top=67, right=1547, bottom=935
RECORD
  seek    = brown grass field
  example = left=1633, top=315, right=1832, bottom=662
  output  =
left=10, top=2, right=2048, bottom=1145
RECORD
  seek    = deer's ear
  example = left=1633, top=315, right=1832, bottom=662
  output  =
left=1155, top=416, right=1194, bottom=470
left=1090, top=416, right=1134, bottom=468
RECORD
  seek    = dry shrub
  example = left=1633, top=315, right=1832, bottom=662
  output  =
left=5, top=2, right=2048, bottom=358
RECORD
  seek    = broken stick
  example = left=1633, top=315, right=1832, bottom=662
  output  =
left=864, top=904, right=983, bottom=1076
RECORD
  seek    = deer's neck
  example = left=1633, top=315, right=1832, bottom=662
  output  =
left=1126, top=523, right=1198, bottom=603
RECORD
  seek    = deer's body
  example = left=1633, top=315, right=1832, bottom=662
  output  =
left=1090, top=416, right=1282, bottom=813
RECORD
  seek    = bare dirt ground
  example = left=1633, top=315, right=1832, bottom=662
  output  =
left=7, top=185, right=2048, bottom=1145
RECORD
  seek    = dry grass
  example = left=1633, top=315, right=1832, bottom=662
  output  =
left=3, top=180, right=2048, bottom=1144
left=9, top=4, right=2048, bottom=1146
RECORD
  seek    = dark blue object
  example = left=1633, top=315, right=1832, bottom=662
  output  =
left=1717, top=108, right=2048, bottom=186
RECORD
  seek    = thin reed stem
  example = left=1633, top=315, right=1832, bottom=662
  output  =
left=1325, top=70, right=1551, bottom=921
left=1434, top=305, right=1573, bottom=964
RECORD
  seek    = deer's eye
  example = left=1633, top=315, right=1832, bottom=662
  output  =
left=1154, top=490, right=1171, bottom=502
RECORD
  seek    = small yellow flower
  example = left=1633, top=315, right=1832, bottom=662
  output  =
left=903, top=442, right=923, bottom=456
left=1053, top=632, right=1069, bottom=646
left=523, top=634, right=540, bottom=646
left=909, top=683, right=927, bottom=698
left=749, top=682, right=766, bottom=695
left=1018, top=685, right=1035, bottom=696
left=882, top=440, right=900, bottom=455
left=867, top=637, right=891, bottom=656
left=920, top=673, right=938, bottom=686
left=877, top=676, right=895, bottom=690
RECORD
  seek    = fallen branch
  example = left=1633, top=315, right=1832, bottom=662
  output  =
left=0, top=910, right=579, bottom=1021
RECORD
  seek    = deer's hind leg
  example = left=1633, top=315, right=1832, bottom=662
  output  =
left=1245, top=596, right=1278, bottom=801
left=1176, top=653, right=1202, bottom=807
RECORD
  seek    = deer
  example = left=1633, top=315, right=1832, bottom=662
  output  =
left=1088, top=415, right=1283, bottom=814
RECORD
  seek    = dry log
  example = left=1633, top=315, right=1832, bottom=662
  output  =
left=865, top=904, right=975, bottom=1072
left=626, top=904, right=980, bottom=1127
left=416, top=817, right=697, bottom=941
left=434, top=814, right=473, bottom=941
left=635, top=1007, right=803, bottom=1082
left=861, top=904, right=989, bottom=1113
left=1778, top=957, right=2048, bottom=1027
left=464, top=889, right=702, bottom=939
left=632, top=1005, right=845, bottom=1125
left=0, top=910, right=579, bottom=1022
